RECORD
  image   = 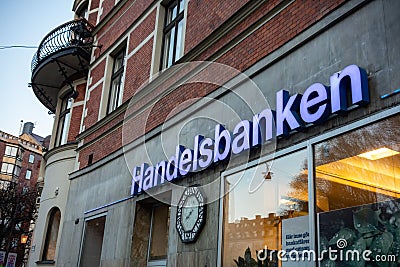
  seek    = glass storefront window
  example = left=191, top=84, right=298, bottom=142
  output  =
left=79, top=216, right=106, bottom=267
left=315, top=115, right=400, bottom=211
left=222, top=149, right=308, bottom=266
left=315, top=115, right=400, bottom=265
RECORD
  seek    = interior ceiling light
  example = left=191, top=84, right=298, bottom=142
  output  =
left=357, top=147, right=399, bottom=160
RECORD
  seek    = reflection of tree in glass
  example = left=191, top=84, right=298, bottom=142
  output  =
left=315, top=116, right=399, bottom=166
left=284, top=159, right=309, bottom=214
left=288, top=116, right=400, bottom=212
left=318, top=116, right=399, bottom=211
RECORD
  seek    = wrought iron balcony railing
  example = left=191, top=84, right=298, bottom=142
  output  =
left=31, top=18, right=94, bottom=74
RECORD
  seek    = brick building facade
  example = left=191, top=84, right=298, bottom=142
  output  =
left=0, top=123, right=48, bottom=267
left=28, top=0, right=400, bottom=266
left=0, top=123, right=47, bottom=190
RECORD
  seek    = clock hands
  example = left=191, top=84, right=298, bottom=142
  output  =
left=185, top=209, right=194, bottom=221
left=186, top=210, right=193, bottom=220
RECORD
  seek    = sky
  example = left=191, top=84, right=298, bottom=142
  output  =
left=0, top=1, right=75, bottom=137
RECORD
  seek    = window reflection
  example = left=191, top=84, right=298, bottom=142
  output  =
left=315, top=115, right=400, bottom=266
left=315, top=115, right=400, bottom=212
left=107, top=48, right=125, bottom=114
left=56, top=97, right=72, bottom=146
left=223, top=149, right=308, bottom=266
left=162, top=0, right=185, bottom=69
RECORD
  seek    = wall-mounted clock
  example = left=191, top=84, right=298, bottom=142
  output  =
left=176, top=186, right=206, bottom=243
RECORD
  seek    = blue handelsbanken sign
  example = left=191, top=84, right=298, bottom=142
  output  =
left=131, top=64, right=369, bottom=195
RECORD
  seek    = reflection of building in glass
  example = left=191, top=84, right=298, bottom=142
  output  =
left=225, top=214, right=282, bottom=258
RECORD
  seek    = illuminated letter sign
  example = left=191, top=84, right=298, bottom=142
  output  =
left=130, top=65, right=369, bottom=195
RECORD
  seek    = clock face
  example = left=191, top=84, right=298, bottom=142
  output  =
left=176, top=186, right=206, bottom=243
left=182, top=195, right=199, bottom=231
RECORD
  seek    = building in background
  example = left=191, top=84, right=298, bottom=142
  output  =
left=0, top=122, right=49, bottom=267
left=0, top=121, right=48, bottom=191
left=28, top=0, right=400, bottom=266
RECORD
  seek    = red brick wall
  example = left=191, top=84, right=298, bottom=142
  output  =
left=81, top=60, right=106, bottom=130
left=80, top=8, right=156, bottom=137
left=88, top=0, right=101, bottom=25
left=75, top=83, right=87, bottom=102
left=100, top=0, right=115, bottom=21
left=194, top=0, right=281, bottom=61
left=79, top=126, right=122, bottom=168
left=95, top=0, right=153, bottom=61
left=78, top=0, right=346, bottom=168
left=85, top=84, right=103, bottom=129
left=0, top=137, right=42, bottom=190
left=69, top=82, right=87, bottom=141
left=123, top=39, right=153, bottom=102
left=88, top=12, right=98, bottom=26
left=18, top=150, right=41, bottom=189
left=0, top=140, right=5, bottom=160
left=90, top=59, right=107, bottom=87
left=90, top=0, right=101, bottom=10
left=184, top=0, right=250, bottom=53
left=68, top=105, right=84, bottom=143
left=212, top=0, right=346, bottom=72
left=128, top=9, right=156, bottom=53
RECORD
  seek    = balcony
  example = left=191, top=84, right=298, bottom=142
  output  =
left=30, top=18, right=94, bottom=112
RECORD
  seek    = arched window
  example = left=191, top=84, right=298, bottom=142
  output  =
left=42, top=208, right=61, bottom=261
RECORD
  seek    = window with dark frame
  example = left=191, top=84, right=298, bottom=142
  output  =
left=25, top=169, right=32, bottom=180
left=0, top=163, right=20, bottom=177
left=29, top=153, right=35, bottom=164
left=56, top=97, right=72, bottom=146
left=13, top=165, right=21, bottom=177
left=4, top=145, right=18, bottom=157
left=76, top=1, right=89, bottom=19
left=22, top=186, right=29, bottom=195
left=107, top=48, right=126, bottom=114
left=161, top=0, right=185, bottom=69
left=1, top=163, right=14, bottom=175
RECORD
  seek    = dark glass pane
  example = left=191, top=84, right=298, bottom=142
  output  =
left=113, top=52, right=125, bottom=73
left=164, top=28, right=175, bottom=68
left=179, top=0, right=185, bottom=13
left=168, top=3, right=178, bottom=23
left=108, top=75, right=122, bottom=113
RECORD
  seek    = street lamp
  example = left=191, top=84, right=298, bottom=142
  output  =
left=20, top=234, right=28, bottom=244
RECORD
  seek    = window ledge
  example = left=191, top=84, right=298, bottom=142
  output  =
left=35, top=260, right=56, bottom=265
